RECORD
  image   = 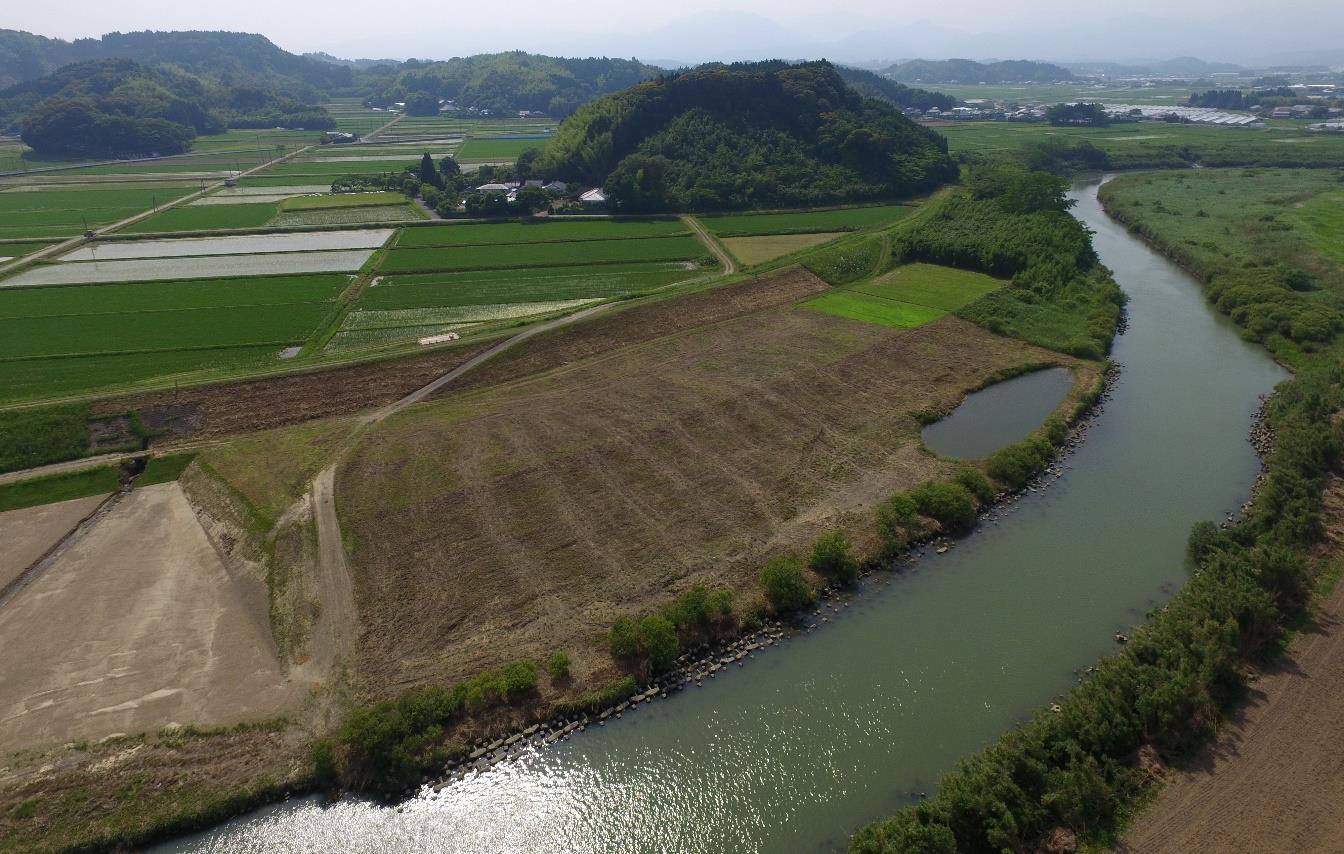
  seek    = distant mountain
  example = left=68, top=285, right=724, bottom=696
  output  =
left=365, top=52, right=664, bottom=117
left=883, top=58, right=1074, bottom=84
left=835, top=66, right=955, bottom=111
left=0, top=58, right=333, bottom=157
left=0, top=29, right=351, bottom=98
left=534, top=60, right=957, bottom=211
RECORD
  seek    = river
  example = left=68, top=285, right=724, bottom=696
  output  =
left=157, top=177, right=1288, bottom=853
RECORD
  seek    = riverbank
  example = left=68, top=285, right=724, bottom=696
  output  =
left=853, top=175, right=1337, bottom=853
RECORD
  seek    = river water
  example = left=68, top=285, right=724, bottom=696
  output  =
left=158, top=178, right=1288, bottom=854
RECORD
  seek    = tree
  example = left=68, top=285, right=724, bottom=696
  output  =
left=1045, top=102, right=1110, bottom=127
left=515, top=146, right=542, bottom=181
left=416, top=152, right=443, bottom=189
left=760, top=554, right=813, bottom=612
left=512, top=185, right=550, bottom=216
left=464, top=191, right=510, bottom=218
left=402, top=90, right=439, bottom=116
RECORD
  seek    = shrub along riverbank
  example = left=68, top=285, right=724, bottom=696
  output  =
left=851, top=172, right=1344, bottom=853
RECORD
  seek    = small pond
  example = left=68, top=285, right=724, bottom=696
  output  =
left=921, top=366, right=1075, bottom=459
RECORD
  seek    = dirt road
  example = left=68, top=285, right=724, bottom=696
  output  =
left=1119, top=576, right=1344, bottom=853
left=685, top=215, right=737, bottom=275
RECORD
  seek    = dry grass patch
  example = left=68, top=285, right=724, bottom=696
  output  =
left=722, top=232, right=843, bottom=266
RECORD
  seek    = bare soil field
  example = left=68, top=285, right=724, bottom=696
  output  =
left=336, top=277, right=1096, bottom=700
left=1119, top=480, right=1344, bottom=854
left=0, top=483, right=301, bottom=752
left=93, top=341, right=489, bottom=440
left=436, top=267, right=833, bottom=398
left=0, top=493, right=106, bottom=591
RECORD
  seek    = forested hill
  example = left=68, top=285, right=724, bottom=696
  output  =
left=884, top=58, right=1073, bottom=84
left=533, top=60, right=958, bottom=212
left=0, top=29, right=351, bottom=97
left=364, top=52, right=663, bottom=117
left=836, top=66, right=955, bottom=112
left=0, top=59, right=333, bottom=157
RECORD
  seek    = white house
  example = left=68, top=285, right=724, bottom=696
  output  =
left=579, top=188, right=607, bottom=206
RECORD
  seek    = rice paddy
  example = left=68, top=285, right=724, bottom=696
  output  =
left=3, top=249, right=378, bottom=287
left=381, top=235, right=705, bottom=273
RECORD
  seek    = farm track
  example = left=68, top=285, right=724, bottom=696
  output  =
left=685, top=214, right=737, bottom=275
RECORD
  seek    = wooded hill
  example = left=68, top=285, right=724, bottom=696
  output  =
left=835, top=66, right=956, bottom=112
left=363, top=52, right=664, bottom=117
left=1, top=58, right=333, bottom=157
left=0, top=29, right=351, bottom=97
left=533, top=60, right=959, bottom=212
left=883, top=58, right=1073, bottom=84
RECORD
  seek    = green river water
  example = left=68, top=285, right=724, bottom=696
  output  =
left=157, top=177, right=1288, bottom=853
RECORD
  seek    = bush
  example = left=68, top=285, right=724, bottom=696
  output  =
left=810, top=530, right=859, bottom=585
left=876, top=492, right=919, bottom=556
left=954, top=468, right=995, bottom=503
left=987, top=438, right=1052, bottom=488
left=546, top=651, right=572, bottom=681
left=910, top=481, right=978, bottom=532
left=663, top=584, right=734, bottom=634
left=610, top=615, right=680, bottom=674
left=761, top=554, right=813, bottom=612
left=500, top=660, right=538, bottom=698
left=1186, top=520, right=1230, bottom=566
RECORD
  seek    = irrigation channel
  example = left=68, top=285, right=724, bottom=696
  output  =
left=159, top=177, right=1289, bottom=853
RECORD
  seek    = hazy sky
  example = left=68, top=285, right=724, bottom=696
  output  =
left=9, top=1, right=1344, bottom=66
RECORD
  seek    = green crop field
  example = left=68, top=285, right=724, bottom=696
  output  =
left=0, top=272, right=349, bottom=402
left=380, top=235, right=706, bottom=273
left=802, top=263, right=1006, bottom=329
left=394, top=219, right=688, bottom=247
left=700, top=205, right=917, bottom=236
left=0, top=241, right=54, bottom=260
left=363, top=262, right=696, bottom=309
left=0, top=186, right=196, bottom=239
left=1, top=345, right=284, bottom=403
left=455, top=138, right=548, bottom=161
left=0, top=274, right=349, bottom=319
left=933, top=121, right=1344, bottom=168
left=120, top=202, right=280, bottom=233
left=0, top=302, right=334, bottom=359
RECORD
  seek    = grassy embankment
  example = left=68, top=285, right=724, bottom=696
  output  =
left=851, top=167, right=1344, bottom=852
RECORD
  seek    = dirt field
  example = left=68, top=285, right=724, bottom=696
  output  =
left=0, top=483, right=301, bottom=752
left=1119, top=482, right=1344, bottom=853
left=336, top=272, right=1095, bottom=700
left=0, top=493, right=106, bottom=591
